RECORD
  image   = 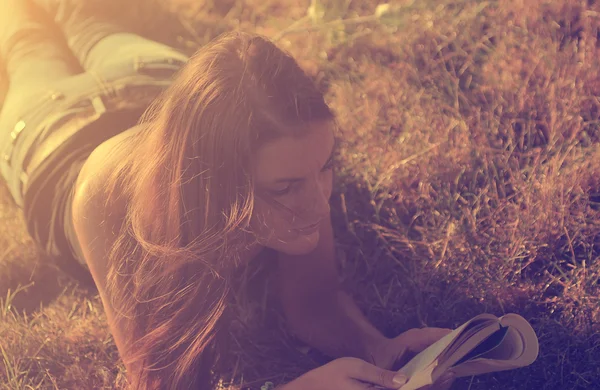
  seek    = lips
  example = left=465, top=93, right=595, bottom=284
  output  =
left=295, top=221, right=321, bottom=234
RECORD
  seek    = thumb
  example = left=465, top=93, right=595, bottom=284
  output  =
left=352, top=360, right=408, bottom=389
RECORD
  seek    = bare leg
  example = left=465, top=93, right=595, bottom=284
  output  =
left=0, top=0, right=83, bottom=187
left=0, top=0, right=86, bottom=259
left=0, top=0, right=82, bottom=93
left=32, top=0, right=188, bottom=72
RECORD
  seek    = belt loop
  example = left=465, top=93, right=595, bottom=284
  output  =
left=89, top=69, right=115, bottom=99
left=19, top=171, right=29, bottom=195
left=2, top=120, right=27, bottom=167
left=91, top=95, right=107, bottom=116
left=11, top=120, right=26, bottom=142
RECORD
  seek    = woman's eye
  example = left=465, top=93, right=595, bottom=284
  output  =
left=271, top=184, right=293, bottom=196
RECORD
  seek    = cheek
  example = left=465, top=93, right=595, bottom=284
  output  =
left=250, top=172, right=333, bottom=242
left=249, top=200, right=291, bottom=241
left=249, top=207, right=320, bottom=254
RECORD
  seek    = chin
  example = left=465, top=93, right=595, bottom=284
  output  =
left=267, top=231, right=320, bottom=256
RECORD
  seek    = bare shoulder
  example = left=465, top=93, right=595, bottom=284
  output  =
left=74, top=124, right=143, bottom=197
left=70, top=125, right=143, bottom=373
left=71, top=125, right=142, bottom=276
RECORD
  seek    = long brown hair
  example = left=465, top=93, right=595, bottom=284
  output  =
left=102, top=31, right=335, bottom=389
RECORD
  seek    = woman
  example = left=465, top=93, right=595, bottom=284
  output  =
left=0, top=1, right=456, bottom=389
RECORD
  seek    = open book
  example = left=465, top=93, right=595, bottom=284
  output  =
left=395, top=313, right=539, bottom=390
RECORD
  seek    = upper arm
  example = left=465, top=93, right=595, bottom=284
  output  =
left=275, top=213, right=341, bottom=299
left=71, top=156, right=139, bottom=377
left=72, top=141, right=123, bottom=286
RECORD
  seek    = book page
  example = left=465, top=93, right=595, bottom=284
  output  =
left=433, top=322, right=501, bottom=375
left=396, top=322, right=465, bottom=378
left=437, top=319, right=495, bottom=362
left=395, top=313, right=538, bottom=389
left=453, top=324, right=509, bottom=365
left=396, top=314, right=497, bottom=389
left=499, top=314, right=539, bottom=366
left=443, top=314, right=538, bottom=377
left=448, top=326, right=525, bottom=377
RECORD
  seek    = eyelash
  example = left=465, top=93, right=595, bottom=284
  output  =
left=271, top=160, right=335, bottom=197
left=271, top=186, right=293, bottom=196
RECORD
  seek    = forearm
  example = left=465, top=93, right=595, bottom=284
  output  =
left=283, top=287, right=389, bottom=361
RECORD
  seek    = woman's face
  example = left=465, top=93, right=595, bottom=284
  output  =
left=249, top=121, right=335, bottom=255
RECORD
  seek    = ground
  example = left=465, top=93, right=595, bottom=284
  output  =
left=1, top=0, right=599, bottom=389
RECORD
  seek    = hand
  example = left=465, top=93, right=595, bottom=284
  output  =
left=280, top=357, right=409, bottom=390
left=368, top=327, right=456, bottom=390
left=416, top=371, right=456, bottom=390
left=369, top=328, right=453, bottom=370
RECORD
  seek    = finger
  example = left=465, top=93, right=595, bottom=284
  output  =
left=390, top=347, right=411, bottom=371
left=404, top=328, right=453, bottom=353
left=350, top=359, right=408, bottom=389
left=400, top=370, right=455, bottom=390
left=418, top=380, right=453, bottom=390
left=421, top=372, right=455, bottom=390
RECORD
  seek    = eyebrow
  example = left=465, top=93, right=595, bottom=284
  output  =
left=273, top=138, right=338, bottom=184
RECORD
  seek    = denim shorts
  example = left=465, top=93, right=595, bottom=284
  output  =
left=0, top=42, right=188, bottom=271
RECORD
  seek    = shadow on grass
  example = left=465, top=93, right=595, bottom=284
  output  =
left=220, top=174, right=599, bottom=390
left=0, top=180, right=97, bottom=315
left=2, top=168, right=597, bottom=389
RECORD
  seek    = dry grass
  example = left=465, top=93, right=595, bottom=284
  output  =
left=1, top=0, right=599, bottom=389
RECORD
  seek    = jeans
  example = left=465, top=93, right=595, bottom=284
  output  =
left=0, top=2, right=189, bottom=272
